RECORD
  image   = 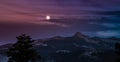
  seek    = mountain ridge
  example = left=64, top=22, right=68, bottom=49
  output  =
left=0, top=32, right=119, bottom=62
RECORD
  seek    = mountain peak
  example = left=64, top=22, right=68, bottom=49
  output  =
left=73, top=32, right=94, bottom=43
left=73, top=32, right=86, bottom=38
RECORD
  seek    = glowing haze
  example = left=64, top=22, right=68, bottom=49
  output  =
left=0, top=0, right=120, bottom=44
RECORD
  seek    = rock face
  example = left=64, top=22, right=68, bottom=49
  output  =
left=0, top=32, right=119, bottom=62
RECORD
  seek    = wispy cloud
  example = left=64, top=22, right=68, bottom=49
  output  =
left=29, top=21, right=69, bottom=28
left=89, top=22, right=120, bottom=28
left=96, top=30, right=120, bottom=37
left=0, top=0, right=120, bottom=42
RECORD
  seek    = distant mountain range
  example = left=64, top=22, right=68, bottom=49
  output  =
left=0, top=32, right=120, bottom=62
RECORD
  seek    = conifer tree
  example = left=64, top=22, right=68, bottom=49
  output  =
left=7, top=34, right=40, bottom=62
left=115, top=43, right=120, bottom=62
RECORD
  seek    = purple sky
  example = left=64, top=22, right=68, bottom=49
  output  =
left=0, top=0, right=120, bottom=44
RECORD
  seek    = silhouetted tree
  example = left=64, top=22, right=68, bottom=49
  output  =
left=7, top=34, right=40, bottom=62
left=115, top=43, right=120, bottom=55
left=115, top=43, right=120, bottom=62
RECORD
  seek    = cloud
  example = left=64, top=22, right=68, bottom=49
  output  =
left=29, top=21, right=69, bottom=28
left=101, top=23, right=120, bottom=28
left=96, top=10, right=120, bottom=16
left=89, top=22, right=120, bottom=28
left=96, top=30, right=120, bottom=37
left=1, top=0, right=120, bottom=43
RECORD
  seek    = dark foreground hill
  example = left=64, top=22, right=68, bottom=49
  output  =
left=0, top=32, right=120, bottom=62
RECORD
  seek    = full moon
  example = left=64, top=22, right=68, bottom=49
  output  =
left=46, top=16, right=51, bottom=20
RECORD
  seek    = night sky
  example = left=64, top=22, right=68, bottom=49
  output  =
left=0, top=0, right=120, bottom=44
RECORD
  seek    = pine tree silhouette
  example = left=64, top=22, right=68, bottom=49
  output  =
left=115, top=43, right=120, bottom=55
left=115, top=43, right=120, bottom=62
left=7, top=34, right=40, bottom=62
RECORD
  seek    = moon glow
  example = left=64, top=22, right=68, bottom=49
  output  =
left=46, top=16, right=51, bottom=20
